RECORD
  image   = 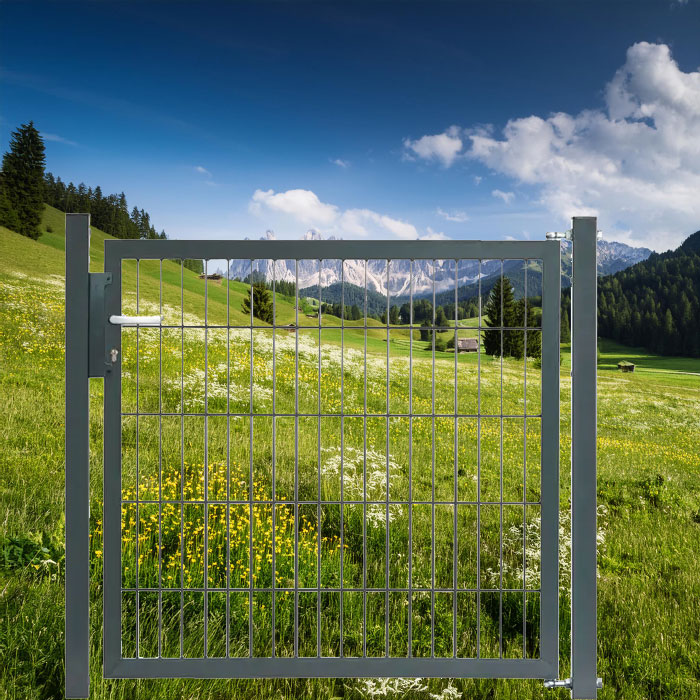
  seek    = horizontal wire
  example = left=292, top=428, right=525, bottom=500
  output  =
left=136, top=324, right=541, bottom=331
left=122, top=499, right=542, bottom=506
left=122, top=412, right=542, bottom=419
left=123, top=587, right=542, bottom=594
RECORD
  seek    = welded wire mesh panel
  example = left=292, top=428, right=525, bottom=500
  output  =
left=103, top=240, right=559, bottom=679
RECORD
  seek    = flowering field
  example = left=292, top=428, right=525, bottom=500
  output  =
left=1, top=212, right=700, bottom=700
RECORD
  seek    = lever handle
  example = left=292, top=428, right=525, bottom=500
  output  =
left=109, top=315, right=162, bottom=326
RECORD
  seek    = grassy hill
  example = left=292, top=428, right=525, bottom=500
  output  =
left=1, top=209, right=700, bottom=699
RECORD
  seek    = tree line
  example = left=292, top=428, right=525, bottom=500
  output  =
left=591, top=231, right=700, bottom=357
left=43, top=173, right=166, bottom=240
left=0, top=121, right=168, bottom=243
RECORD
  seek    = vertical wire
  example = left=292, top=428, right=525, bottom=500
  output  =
left=248, top=260, right=254, bottom=657
left=384, top=259, right=390, bottom=657
left=407, top=259, right=413, bottom=658
left=294, top=261, right=300, bottom=658
left=431, top=259, right=436, bottom=658
left=158, top=259, right=163, bottom=658
left=499, top=260, right=504, bottom=658
left=452, top=259, right=459, bottom=658
left=339, top=260, right=345, bottom=657
left=135, top=259, right=140, bottom=658
left=203, top=261, right=209, bottom=657
left=317, top=260, right=322, bottom=657
left=476, top=260, right=481, bottom=658
left=180, top=259, right=185, bottom=658
left=523, top=260, right=528, bottom=658
left=271, top=261, right=276, bottom=658
left=362, top=260, right=368, bottom=659
left=226, top=260, right=231, bottom=659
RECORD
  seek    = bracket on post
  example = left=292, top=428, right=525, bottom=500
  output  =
left=545, top=679, right=602, bottom=691
left=88, top=272, right=112, bottom=377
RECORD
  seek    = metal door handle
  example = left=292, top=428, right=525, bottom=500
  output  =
left=109, top=315, right=162, bottom=326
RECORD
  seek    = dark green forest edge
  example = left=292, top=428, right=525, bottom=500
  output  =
left=593, top=232, right=700, bottom=357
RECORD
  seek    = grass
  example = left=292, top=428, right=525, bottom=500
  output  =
left=1, top=207, right=700, bottom=699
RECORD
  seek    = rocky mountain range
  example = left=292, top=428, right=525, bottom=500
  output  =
left=227, top=230, right=652, bottom=298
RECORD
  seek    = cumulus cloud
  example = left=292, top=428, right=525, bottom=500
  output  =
left=420, top=227, right=450, bottom=240
left=403, top=125, right=463, bottom=167
left=491, top=189, right=515, bottom=204
left=436, top=207, right=469, bottom=222
left=404, top=43, right=700, bottom=249
left=250, top=188, right=419, bottom=239
left=250, top=188, right=338, bottom=226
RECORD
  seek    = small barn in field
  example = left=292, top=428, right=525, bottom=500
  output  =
left=617, top=360, right=635, bottom=372
left=198, top=273, right=222, bottom=284
left=457, top=338, right=479, bottom=353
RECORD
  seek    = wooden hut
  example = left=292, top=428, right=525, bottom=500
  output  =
left=457, top=338, right=479, bottom=353
left=198, top=273, right=223, bottom=284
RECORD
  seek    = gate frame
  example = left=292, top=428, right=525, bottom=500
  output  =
left=65, top=214, right=598, bottom=698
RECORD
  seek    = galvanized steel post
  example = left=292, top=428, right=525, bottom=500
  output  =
left=65, top=213, right=91, bottom=698
left=571, top=216, right=599, bottom=699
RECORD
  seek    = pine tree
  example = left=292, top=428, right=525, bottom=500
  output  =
left=560, top=305, right=571, bottom=343
left=43, top=172, right=57, bottom=207
left=483, top=276, right=518, bottom=357
left=0, top=122, right=46, bottom=239
left=419, top=318, right=431, bottom=342
left=435, top=305, right=448, bottom=327
left=242, top=282, right=273, bottom=323
left=0, top=179, right=21, bottom=231
left=525, top=303, right=541, bottom=359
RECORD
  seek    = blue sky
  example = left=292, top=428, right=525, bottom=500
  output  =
left=2, top=1, right=700, bottom=250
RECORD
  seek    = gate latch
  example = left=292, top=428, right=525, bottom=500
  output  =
left=88, top=272, right=111, bottom=378
left=544, top=678, right=603, bottom=691
left=108, top=315, right=162, bottom=326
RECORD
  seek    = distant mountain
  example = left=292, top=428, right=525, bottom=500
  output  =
left=229, top=231, right=651, bottom=299
left=593, top=240, right=654, bottom=276
left=229, top=231, right=500, bottom=296
left=437, top=239, right=654, bottom=307
left=589, top=231, right=700, bottom=356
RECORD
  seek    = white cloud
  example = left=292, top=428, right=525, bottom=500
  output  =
left=42, top=132, right=78, bottom=146
left=250, top=188, right=339, bottom=226
left=331, top=158, right=350, bottom=168
left=420, top=227, right=450, bottom=240
left=473, top=175, right=483, bottom=185
left=491, top=189, right=515, bottom=204
left=436, top=207, right=469, bottom=222
left=403, top=43, right=700, bottom=250
left=194, top=165, right=211, bottom=176
left=403, top=125, right=463, bottom=167
left=250, top=188, right=419, bottom=239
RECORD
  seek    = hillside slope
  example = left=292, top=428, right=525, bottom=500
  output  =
left=595, top=231, right=700, bottom=357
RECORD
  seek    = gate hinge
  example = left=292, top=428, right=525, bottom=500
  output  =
left=544, top=678, right=603, bottom=691
left=545, top=229, right=603, bottom=241
left=545, top=230, right=572, bottom=241
left=88, top=272, right=112, bottom=377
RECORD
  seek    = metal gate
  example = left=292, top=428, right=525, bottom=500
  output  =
left=65, top=217, right=599, bottom=698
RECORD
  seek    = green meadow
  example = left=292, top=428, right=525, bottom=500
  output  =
left=1, top=206, right=699, bottom=700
